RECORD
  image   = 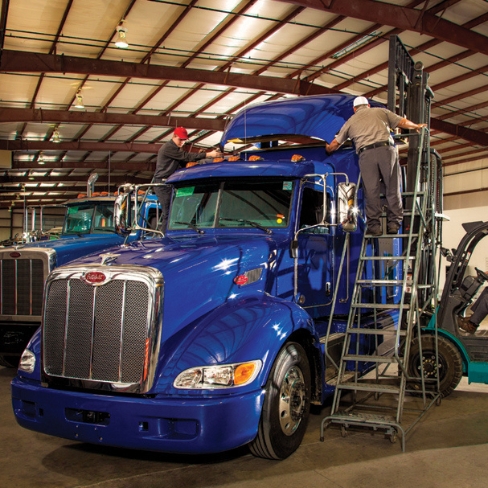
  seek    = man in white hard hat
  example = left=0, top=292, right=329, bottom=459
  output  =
left=326, top=96, right=427, bottom=236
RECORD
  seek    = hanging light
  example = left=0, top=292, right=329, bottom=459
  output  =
left=74, top=90, right=84, bottom=109
left=115, top=22, right=129, bottom=49
left=38, top=152, right=45, bottom=165
left=52, top=127, right=61, bottom=143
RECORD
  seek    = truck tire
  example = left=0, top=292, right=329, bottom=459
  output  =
left=407, top=335, right=462, bottom=398
left=249, top=342, right=311, bottom=460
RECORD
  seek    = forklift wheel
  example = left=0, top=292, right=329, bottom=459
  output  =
left=407, top=335, right=462, bottom=398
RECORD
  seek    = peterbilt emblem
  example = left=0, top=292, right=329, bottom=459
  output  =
left=10, top=252, right=21, bottom=258
left=83, top=271, right=107, bottom=285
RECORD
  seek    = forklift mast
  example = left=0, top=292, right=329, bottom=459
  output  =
left=388, top=35, right=433, bottom=192
left=388, top=35, right=443, bottom=313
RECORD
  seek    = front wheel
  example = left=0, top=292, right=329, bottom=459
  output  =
left=407, top=335, right=463, bottom=398
left=249, top=342, right=311, bottom=460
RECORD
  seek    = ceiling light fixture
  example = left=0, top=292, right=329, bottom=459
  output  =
left=52, top=127, right=61, bottom=143
left=115, top=22, right=129, bottom=49
left=38, top=152, right=45, bottom=165
left=74, top=90, right=84, bottom=109
left=331, top=31, right=382, bottom=59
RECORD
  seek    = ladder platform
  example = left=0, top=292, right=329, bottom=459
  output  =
left=328, top=412, right=396, bottom=426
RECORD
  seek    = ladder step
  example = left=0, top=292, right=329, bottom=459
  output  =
left=336, top=382, right=401, bottom=394
left=327, top=371, right=355, bottom=386
left=381, top=207, right=425, bottom=219
left=356, top=279, right=412, bottom=285
left=345, top=328, right=406, bottom=336
left=351, top=303, right=409, bottom=309
left=365, top=233, right=419, bottom=238
left=401, top=191, right=427, bottom=197
left=343, top=354, right=400, bottom=363
left=360, top=255, right=409, bottom=261
left=319, top=332, right=345, bottom=344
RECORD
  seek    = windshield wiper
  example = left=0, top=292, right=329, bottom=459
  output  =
left=174, top=221, right=205, bottom=234
left=220, top=218, right=272, bottom=234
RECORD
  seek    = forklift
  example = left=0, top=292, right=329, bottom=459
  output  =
left=409, top=220, right=488, bottom=396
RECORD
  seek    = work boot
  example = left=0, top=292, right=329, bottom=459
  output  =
left=367, top=225, right=382, bottom=237
left=387, top=223, right=400, bottom=234
left=457, top=316, right=477, bottom=334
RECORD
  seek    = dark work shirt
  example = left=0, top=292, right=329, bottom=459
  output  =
left=154, top=139, right=207, bottom=180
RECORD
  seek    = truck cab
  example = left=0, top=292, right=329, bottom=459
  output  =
left=0, top=192, right=160, bottom=367
left=12, top=94, right=401, bottom=459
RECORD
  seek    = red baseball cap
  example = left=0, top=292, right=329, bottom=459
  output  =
left=174, top=127, right=189, bottom=140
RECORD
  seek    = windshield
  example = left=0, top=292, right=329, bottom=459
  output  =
left=63, top=202, right=115, bottom=235
left=169, top=179, right=293, bottom=231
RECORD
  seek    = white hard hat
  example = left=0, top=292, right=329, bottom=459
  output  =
left=353, top=96, right=369, bottom=107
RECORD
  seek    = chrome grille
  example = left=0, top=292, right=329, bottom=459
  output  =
left=0, top=252, right=47, bottom=317
left=43, top=268, right=158, bottom=389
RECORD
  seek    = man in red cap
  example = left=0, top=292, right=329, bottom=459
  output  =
left=326, top=96, right=426, bottom=236
left=153, top=127, right=221, bottom=231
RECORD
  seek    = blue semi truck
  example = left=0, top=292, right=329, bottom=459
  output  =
left=11, top=94, right=403, bottom=459
left=0, top=191, right=161, bottom=367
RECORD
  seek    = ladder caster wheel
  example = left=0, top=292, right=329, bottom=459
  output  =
left=388, top=433, right=397, bottom=444
left=320, top=436, right=324, bottom=442
left=436, top=396, right=442, bottom=406
left=341, top=426, right=347, bottom=438
left=374, top=392, right=380, bottom=401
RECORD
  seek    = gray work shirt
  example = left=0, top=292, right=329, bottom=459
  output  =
left=335, top=107, right=403, bottom=153
left=154, top=139, right=207, bottom=180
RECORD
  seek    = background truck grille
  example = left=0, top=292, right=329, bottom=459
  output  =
left=0, top=258, right=45, bottom=316
left=43, top=276, right=151, bottom=385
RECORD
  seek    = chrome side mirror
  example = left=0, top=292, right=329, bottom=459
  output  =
left=114, top=184, right=133, bottom=236
left=337, top=182, right=357, bottom=232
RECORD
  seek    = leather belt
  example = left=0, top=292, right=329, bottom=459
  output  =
left=358, top=141, right=393, bottom=154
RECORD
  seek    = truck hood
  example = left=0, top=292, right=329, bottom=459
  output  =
left=75, top=232, right=287, bottom=273
left=8, top=233, right=125, bottom=267
left=72, top=232, right=290, bottom=337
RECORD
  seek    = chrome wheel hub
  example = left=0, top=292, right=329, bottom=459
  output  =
left=278, top=365, right=306, bottom=436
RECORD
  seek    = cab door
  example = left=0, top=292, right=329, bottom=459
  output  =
left=296, top=185, right=334, bottom=318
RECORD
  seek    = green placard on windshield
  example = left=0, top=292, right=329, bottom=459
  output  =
left=176, top=187, right=195, bottom=197
left=67, top=207, right=79, bottom=214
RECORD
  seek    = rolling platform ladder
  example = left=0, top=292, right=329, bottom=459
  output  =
left=320, top=127, right=442, bottom=451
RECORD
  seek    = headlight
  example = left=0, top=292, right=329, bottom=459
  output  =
left=19, top=348, right=36, bottom=373
left=174, top=360, right=261, bottom=389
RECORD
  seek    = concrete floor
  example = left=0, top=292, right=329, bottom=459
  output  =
left=2, top=365, right=488, bottom=488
